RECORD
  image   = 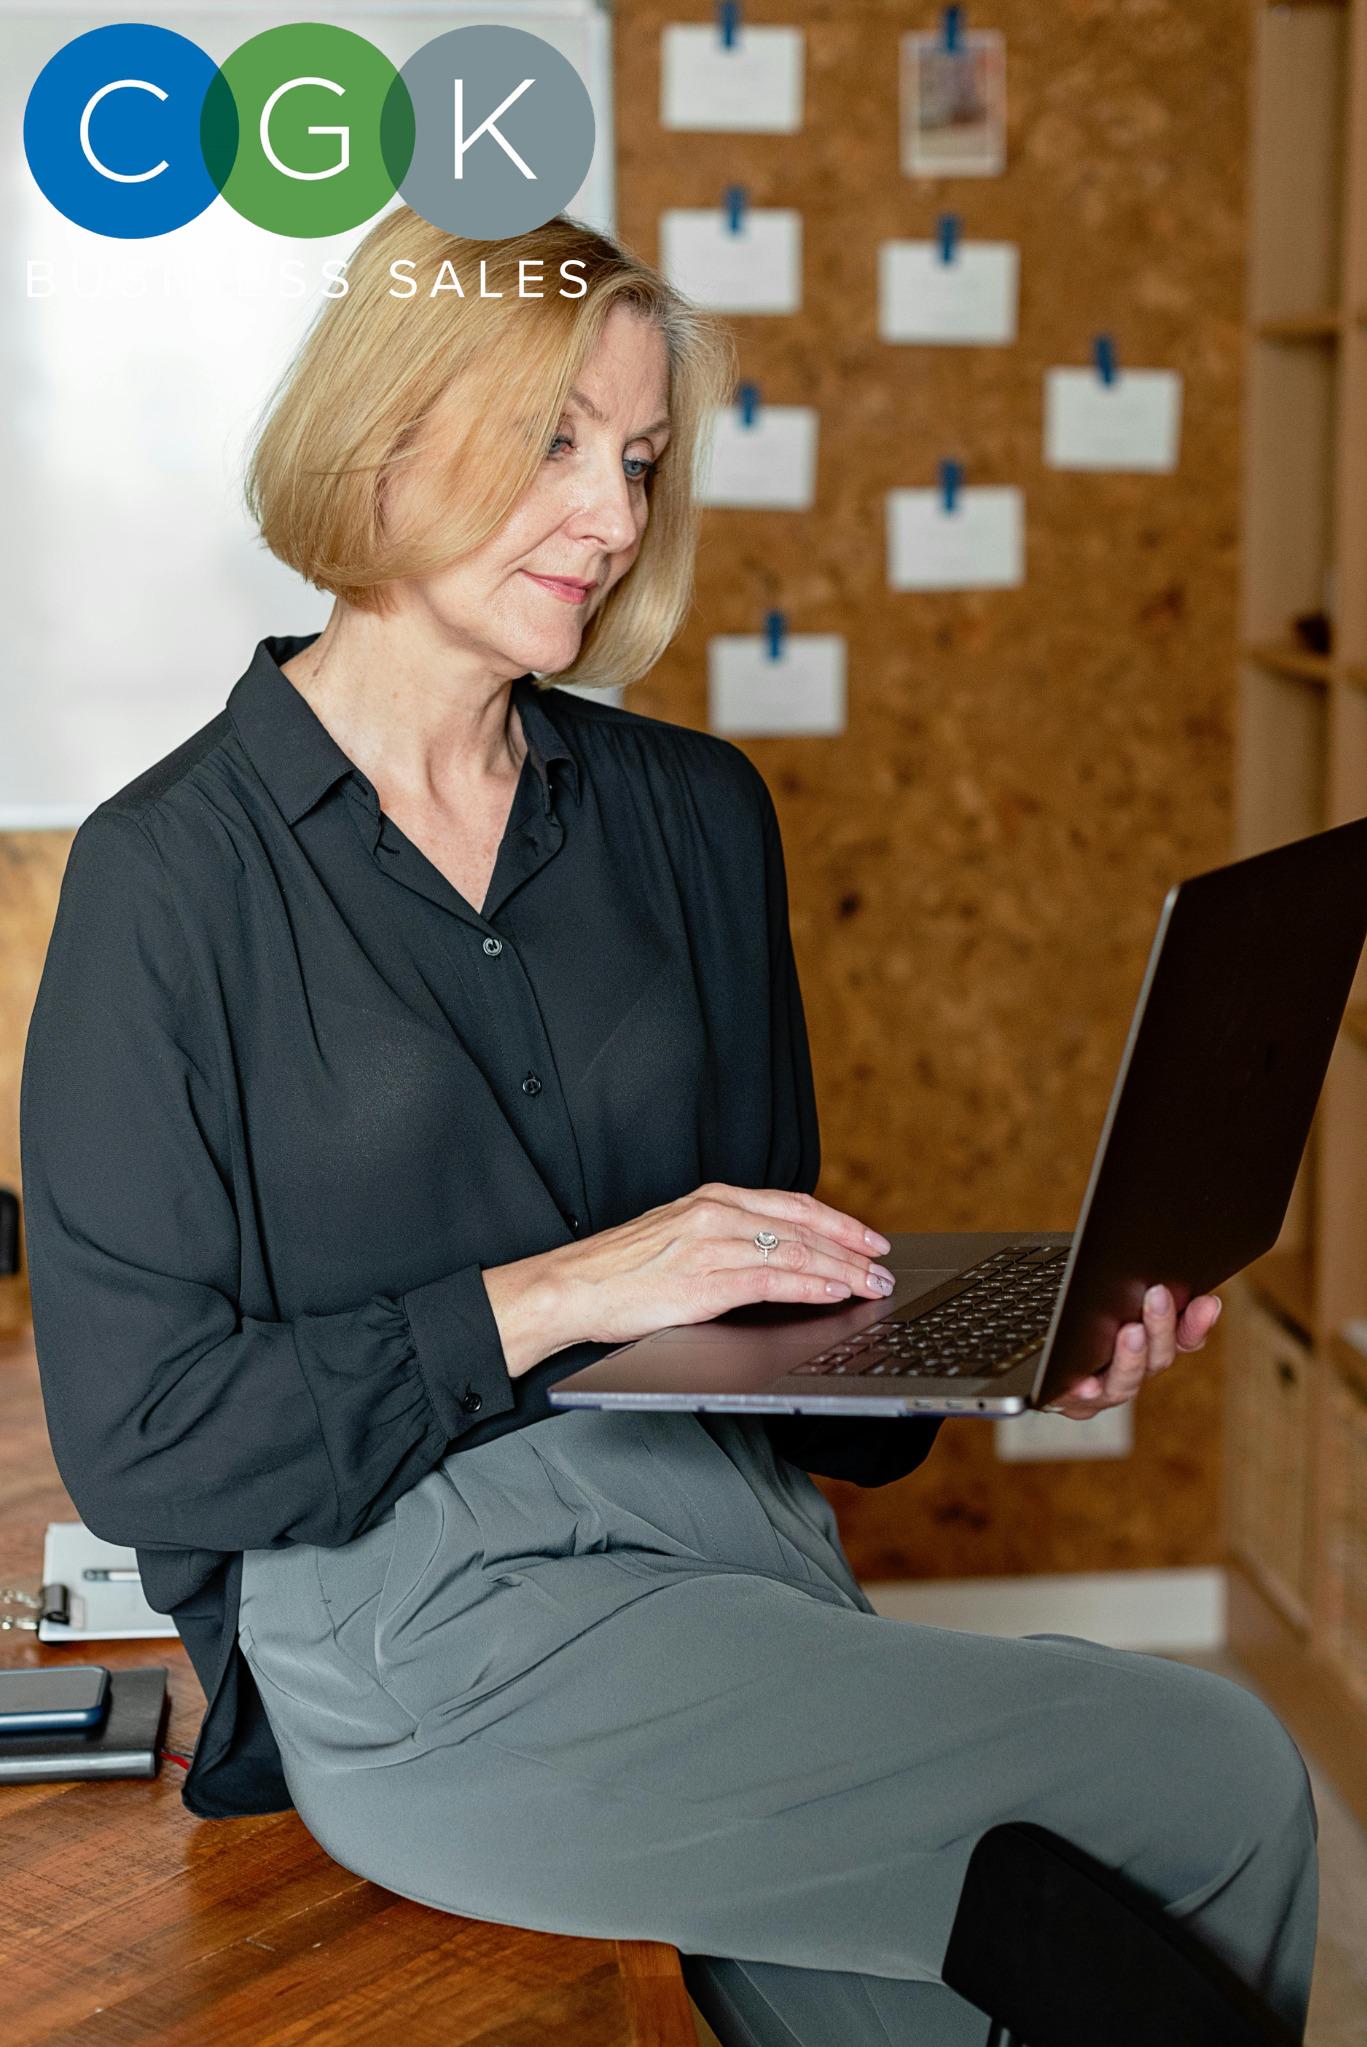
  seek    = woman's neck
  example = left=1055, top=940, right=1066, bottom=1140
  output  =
left=280, top=602, right=528, bottom=809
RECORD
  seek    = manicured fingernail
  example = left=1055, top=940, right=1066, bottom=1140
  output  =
left=1144, top=1285, right=1170, bottom=1314
left=826, top=1281, right=851, bottom=1297
left=1211, top=1298, right=1223, bottom=1321
left=864, top=1229, right=892, bottom=1253
left=1123, top=1324, right=1146, bottom=1350
left=869, top=1264, right=895, bottom=1288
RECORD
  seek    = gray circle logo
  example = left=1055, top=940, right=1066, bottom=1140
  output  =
left=396, top=25, right=595, bottom=239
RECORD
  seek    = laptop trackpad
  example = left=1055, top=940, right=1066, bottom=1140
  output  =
left=700, top=1268, right=961, bottom=1350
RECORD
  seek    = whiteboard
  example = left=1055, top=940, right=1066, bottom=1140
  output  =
left=0, top=2, right=614, bottom=825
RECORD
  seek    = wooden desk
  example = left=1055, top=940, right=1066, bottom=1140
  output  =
left=0, top=1336, right=695, bottom=2046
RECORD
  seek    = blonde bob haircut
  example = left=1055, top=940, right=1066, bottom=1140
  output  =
left=244, top=208, right=738, bottom=692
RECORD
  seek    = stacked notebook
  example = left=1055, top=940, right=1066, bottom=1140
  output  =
left=0, top=1523, right=176, bottom=1783
left=0, top=1667, right=170, bottom=1783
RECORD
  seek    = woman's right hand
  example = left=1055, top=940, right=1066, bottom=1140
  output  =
left=482, top=1183, right=898, bottom=1379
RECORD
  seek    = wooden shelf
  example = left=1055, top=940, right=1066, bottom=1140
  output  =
left=1254, top=310, right=1343, bottom=339
left=1247, top=1247, right=1317, bottom=1339
left=1234, top=0, right=1367, bottom=1805
left=1227, top=1566, right=1367, bottom=1835
left=1241, top=640, right=1334, bottom=686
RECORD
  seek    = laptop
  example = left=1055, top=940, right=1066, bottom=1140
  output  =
left=550, top=816, right=1367, bottom=1419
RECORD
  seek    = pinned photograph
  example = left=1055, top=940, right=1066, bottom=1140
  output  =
left=901, top=29, right=1007, bottom=177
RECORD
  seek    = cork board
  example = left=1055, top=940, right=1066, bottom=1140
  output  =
left=0, top=833, right=69, bottom=1338
left=0, top=0, right=1248, bottom=1572
left=618, top=0, right=1247, bottom=1577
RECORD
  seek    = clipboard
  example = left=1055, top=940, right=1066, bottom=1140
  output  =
left=0, top=1522, right=179, bottom=1641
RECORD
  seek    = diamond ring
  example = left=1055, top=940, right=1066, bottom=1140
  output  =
left=754, top=1230, right=780, bottom=1265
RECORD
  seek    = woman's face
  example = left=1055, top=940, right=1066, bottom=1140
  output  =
left=395, top=304, right=672, bottom=680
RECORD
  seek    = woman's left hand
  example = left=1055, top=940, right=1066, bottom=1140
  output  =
left=1041, top=1285, right=1222, bottom=1420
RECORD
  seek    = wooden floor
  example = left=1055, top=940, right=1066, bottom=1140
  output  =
left=0, top=1335, right=696, bottom=2047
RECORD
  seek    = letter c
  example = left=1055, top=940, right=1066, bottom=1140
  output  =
left=80, top=79, right=168, bottom=184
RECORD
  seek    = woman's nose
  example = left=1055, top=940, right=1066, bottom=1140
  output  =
left=571, top=457, right=639, bottom=553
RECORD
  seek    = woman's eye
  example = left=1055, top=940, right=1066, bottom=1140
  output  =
left=545, top=433, right=656, bottom=484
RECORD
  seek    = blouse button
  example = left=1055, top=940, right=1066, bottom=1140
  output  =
left=459, top=1387, right=483, bottom=1416
left=482, top=935, right=503, bottom=958
left=522, top=1072, right=543, bottom=1096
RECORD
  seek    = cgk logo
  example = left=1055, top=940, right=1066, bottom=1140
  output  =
left=22, top=21, right=596, bottom=241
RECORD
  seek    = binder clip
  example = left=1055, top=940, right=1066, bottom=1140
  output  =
left=0, top=1582, right=70, bottom=1633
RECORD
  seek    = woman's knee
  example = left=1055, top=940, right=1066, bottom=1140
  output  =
left=1125, top=1659, right=1318, bottom=1864
left=1192, top=1671, right=1317, bottom=1845
left=1020, top=1637, right=1317, bottom=1860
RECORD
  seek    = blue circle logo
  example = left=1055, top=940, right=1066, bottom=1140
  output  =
left=23, top=24, right=224, bottom=240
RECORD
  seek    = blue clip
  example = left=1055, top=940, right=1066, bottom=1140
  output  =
left=939, top=459, right=962, bottom=514
left=1093, top=334, right=1117, bottom=386
left=738, top=383, right=760, bottom=427
left=724, top=185, right=747, bottom=235
left=717, top=1, right=740, bottom=48
left=942, top=6, right=963, bottom=53
left=765, top=610, right=786, bottom=661
left=937, top=214, right=960, bottom=264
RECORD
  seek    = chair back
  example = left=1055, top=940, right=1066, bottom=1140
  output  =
left=941, top=1821, right=1300, bottom=2047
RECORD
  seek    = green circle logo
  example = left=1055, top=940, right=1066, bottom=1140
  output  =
left=203, top=24, right=413, bottom=237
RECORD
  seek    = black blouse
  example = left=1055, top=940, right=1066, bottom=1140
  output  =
left=20, top=633, right=942, bottom=1819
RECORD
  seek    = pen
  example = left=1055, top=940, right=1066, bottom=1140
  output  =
left=82, top=1567, right=141, bottom=1583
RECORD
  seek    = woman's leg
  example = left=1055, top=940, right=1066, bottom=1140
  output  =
left=679, top=1629, right=1321, bottom=2047
left=248, top=1568, right=1318, bottom=2047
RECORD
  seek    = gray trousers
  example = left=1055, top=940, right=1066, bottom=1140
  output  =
left=238, top=1410, right=1318, bottom=2046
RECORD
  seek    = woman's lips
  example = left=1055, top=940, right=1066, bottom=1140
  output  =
left=521, top=570, right=592, bottom=606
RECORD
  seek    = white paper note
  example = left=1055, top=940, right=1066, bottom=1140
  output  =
left=659, top=209, right=802, bottom=314
left=995, top=1404, right=1134, bottom=1463
left=661, top=24, right=804, bottom=132
left=1044, top=368, right=1182, bottom=471
left=886, top=487, right=1025, bottom=591
left=878, top=240, right=1018, bottom=345
left=709, top=634, right=846, bottom=736
left=700, top=404, right=818, bottom=509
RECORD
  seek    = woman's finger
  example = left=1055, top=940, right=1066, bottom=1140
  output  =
left=703, top=1231, right=894, bottom=1302
left=1140, top=1285, right=1178, bottom=1373
left=1099, top=1321, right=1149, bottom=1402
left=1176, top=1293, right=1222, bottom=1351
left=702, top=1184, right=892, bottom=1256
left=694, top=1261, right=862, bottom=1315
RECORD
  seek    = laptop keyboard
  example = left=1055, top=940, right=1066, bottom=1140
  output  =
left=791, top=1244, right=1070, bottom=1380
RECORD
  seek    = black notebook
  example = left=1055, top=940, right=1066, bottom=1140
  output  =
left=0, top=1667, right=169, bottom=1784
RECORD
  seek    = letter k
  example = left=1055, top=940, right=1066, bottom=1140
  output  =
left=453, top=78, right=536, bottom=179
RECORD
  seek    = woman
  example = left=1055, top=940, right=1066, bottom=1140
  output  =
left=21, top=211, right=1316, bottom=2046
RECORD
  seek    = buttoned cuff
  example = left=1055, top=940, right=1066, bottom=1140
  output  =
left=400, top=1264, right=518, bottom=1441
